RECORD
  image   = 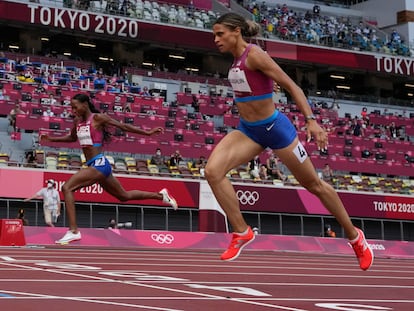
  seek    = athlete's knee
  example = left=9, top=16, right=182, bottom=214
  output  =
left=204, top=164, right=225, bottom=183
left=116, top=193, right=129, bottom=202
left=302, top=178, right=326, bottom=195
left=62, top=183, right=74, bottom=194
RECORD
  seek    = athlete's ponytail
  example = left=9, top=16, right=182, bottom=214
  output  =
left=214, top=12, right=261, bottom=38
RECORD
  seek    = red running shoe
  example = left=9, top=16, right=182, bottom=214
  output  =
left=350, top=227, right=374, bottom=271
left=221, top=226, right=255, bottom=261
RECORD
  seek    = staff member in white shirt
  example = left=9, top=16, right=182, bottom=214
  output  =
left=24, top=179, right=61, bottom=226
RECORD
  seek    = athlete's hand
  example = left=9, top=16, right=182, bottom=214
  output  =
left=306, top=121, right=328, bottom=151
left=148, top=127, right=164, bottom=136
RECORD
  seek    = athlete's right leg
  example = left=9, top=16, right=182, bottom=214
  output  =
left=61, top=167, right=104, bottom=232
left=55, top=167, right=104, bottom=244
left=204, top=130, right=263, bottom=233
left=204, top=130, right=263, bottom=260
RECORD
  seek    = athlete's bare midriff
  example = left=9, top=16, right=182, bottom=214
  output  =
left=82, top=146, right=103, bottom=162
left=236, top=98, right=276, bottom=122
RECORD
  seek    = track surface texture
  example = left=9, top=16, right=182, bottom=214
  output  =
left=0, top=247, right=412, bottom=311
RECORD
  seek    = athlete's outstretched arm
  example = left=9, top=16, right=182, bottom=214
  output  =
left=95, top=113, right=163, bottom=136
left=40, top=126, right=77, bottom=143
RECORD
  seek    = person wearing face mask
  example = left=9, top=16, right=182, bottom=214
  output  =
left=150, top=148, right=165, bottom=166
left=24, top=179, right=61, bottom=227
left=43, top=107, right=54, bottom=117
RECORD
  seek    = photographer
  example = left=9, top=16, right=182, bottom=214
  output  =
left=16, top=208, right=29, bottom=226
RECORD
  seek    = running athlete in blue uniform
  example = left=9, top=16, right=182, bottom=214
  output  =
left=40, top=93, right=177, bottom=244
left=207, top=13, right=373, bottom=270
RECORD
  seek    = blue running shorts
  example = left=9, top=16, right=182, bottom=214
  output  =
left=85, top=153, right=112, bottom=177
left=238, top=110, right=297, bottom=150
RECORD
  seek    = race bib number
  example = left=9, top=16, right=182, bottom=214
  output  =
left=228, top=68, right=252, bottom=93
left=94, top=157, right=106, bottom=166
left=293, top=141, right=307, bottom=163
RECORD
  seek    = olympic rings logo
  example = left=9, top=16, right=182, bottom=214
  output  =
left=151, top=233, right=174, bottom=244
left=236, top=190, right=260, bottom=205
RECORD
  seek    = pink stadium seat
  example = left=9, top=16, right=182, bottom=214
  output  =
left=176, top=92, right=193, bottom=105
left=0, top=100, right=14, bottom=116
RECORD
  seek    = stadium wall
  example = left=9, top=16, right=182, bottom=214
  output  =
left=1, top=167, right=413, bottom=222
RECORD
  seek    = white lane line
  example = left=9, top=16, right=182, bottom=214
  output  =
left=2, top=251, right=414, bottom=271
left=0, top=278, right=413, bottom=290
left=0, top=289, right=182, bottom=311
left=3, top=259, right=412, bottom=276
left=0, top=296, right=413, bottom=303
left=0, top=256, right=47, bottom=263
left=1, top=264, right=412, bottom=281
left=0, top=261, right=308, bottom=311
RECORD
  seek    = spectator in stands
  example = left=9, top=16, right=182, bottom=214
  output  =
left=34, top=83, right=45, bottom=95
left=150, top=148, right=165, bottom=166
left=360, top=106, right=368, bottom=120
left=8, top=101, right=26, bottom=132
left=62, top=0, right=73, bottom=8
left=206, top=13, right=373, bottom=270
left=321, top=163, right=334, bottom=182
left=259, top=164, right=269, bottom=180
left=388, top=121, right=397, bottom=139
left=140, top=86, right=151, bottom=97
left=191, top=95, right=200, bottom=112
left=49, top=93, right=57, bottom=105
left=351, top=117, right=364, bottom=137
left=379, top=126, right=389, bottom=140
left=247, top=155, right=261, bottom=181
left=43, top=107, right=54, bottom=117
left=60, top=108, right=71, bottom=118
left=169, top=150, right=182, bottom=167
left=398, top=126, right=406, bottom=141
left=184, top=119, right=191, bottom=130
left=187, top=0, right=194, bottom=12
left=25, top=150, right=36, bottom=167
left=24, top=179, right=60, bottom=227
left=39, top=93, right=178, bottom=244
left=330, top=99, right=340, bottom=112
left=391, top=29, right=401, bottom=44
left=193, top=155, right=207, bottom=169
left=93, top=73, right=106, bottom=90
left=193, top=155, right=207, bottom=176
left=266, top=154, right=287, bottom=181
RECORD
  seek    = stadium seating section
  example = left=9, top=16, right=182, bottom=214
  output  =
left=55, top=0, right=412, bottom=57
left=0, top=68, right=413, bottom=195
